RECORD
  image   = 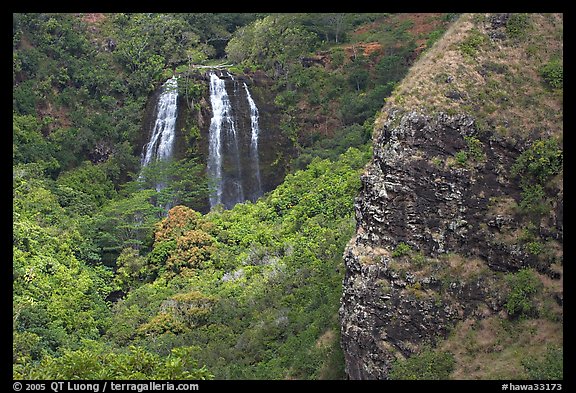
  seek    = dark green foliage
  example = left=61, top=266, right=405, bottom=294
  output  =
left=13, top=80, right=39, bottom=115
left=93, top=189, right=162, bottom=254
left=511, top=138, right=563, bottom=184
left=539, top=59, right=563, bottom=89
left=389, top=348, right=456, bottom=380
left=522, top=346, right=563, bottom=380
left=104, top=147, right=369, bottom=379
left=505, top=268, right=542, bottom=319
left=292, top=123, right=372, bottom=170
left=226, top=15, right=318, bottom=75
left=13, top=113, right=58, bottom=169
left=346, top=54, right=370, bottom=92
left=13, top=164, right=115, bottom=367
left=511, top=138, right=562, bottom=221
left=56, top=161, right=117, bottom=207
left=506, top=13, right=530, bottom=40
left=392, top=242, right=412, bottom=258
left=340, top=83, right=395, bottom=126
left=137, top=158, right=209, bottom=209
left=12, top=12, right=458, bottom=380
left=459, top=29, right=486, bottom=57
left=375, top=54, right=406, bottom=84
left=16, top=342, right=213, bottom=380
left=518, top=184, right=548, bottom=217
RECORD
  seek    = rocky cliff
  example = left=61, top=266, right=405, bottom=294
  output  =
left=339, top=13, right=563, bottom=380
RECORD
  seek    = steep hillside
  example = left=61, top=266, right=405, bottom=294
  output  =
left=339, top=13, right=563, bottom=380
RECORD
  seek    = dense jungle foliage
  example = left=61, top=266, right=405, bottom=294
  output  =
left=13, top=12, right=455, bottom=379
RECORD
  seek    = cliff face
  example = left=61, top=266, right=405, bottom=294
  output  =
left=339, top=13, right=563, bottom=380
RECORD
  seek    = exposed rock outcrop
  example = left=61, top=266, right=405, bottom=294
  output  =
left=339, top=107, right=562, bottom=379
left=339, top=13, right=563, bottom=379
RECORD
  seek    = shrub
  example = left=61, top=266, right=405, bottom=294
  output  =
left=506, top=13, right=530, bottom=40
left=454, top=151, right=468, bottom=165
left=464, top=136, right=484, bottom=162
left=525, top=241, right=543, bottom=256
left=389, top=348, right=455, bottom=380
left=505, top=268, right=542, bottom=319
left=511, top=138, right=563, bottom=185
left=459, top=29, right=486, bottom=57
left=518, top=184, right=548, bottom=217
left=539, top=60, right=563, bottom=89
left=392, top=242, right=412, bottom=258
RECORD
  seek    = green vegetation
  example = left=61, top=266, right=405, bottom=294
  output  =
left=392, top=242, right=412, bottom=258
left=505, top=268, right=542, bottom=319
left=506, top=13, right=531, bottom=40
left=511, top=138, right=563, bottom=185
left=375, top=13, right=563, bottom=381
left=454, top=136, right=485, bottom=167
left=511, top=138, right=562, bottom=223
left=15, top=343, right=213, bottom=380
left=522, top=346, right=563, bottom=380
left=104, top=148, right=367, bottom=379
left=13, top=146, right=365, bottom=376
left=438, top=315, right=562, bottom=379
left=389, top=348, right=455, bottom=380
left=459, top=29, right=486, bottom=58
left=389, top=14, right=563, bottom=145
left=13, top=13, right=373, bottom=373
left=14, top=129, right=368, bottom=379
left=222, top=13, right=451, bottom=168
left=15, top=12, right=403, bottom=379
left=539, top=60, right=563, bottom=89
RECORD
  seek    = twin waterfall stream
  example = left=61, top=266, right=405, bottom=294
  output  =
left=207, top=71, right=263, bottom=209
left=141, top=71, right=264, bottom=210
left=140, top=76, right=178, bottom=192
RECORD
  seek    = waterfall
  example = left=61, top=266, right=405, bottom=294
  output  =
left=243, top=82, right=263, bottom=199
left=140, top=76, right=178, bottom=192
left=207, top=72, right=244, bottom=208
left=207, top=71, right=264, bottom=210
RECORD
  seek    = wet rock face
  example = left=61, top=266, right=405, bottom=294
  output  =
left=339, top=108, right=550, bottom=379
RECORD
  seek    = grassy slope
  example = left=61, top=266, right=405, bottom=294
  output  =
left=383, top=13, right=563, bottom=141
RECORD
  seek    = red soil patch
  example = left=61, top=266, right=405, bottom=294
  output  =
left=345, top=13, right=448, bottom=61
left=361, top=42, right=384, bottom=56
left=396, top=13, right=445, bottom=38
left=343, top=42, right=384, bottom=59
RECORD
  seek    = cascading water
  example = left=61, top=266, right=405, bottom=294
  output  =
left=243, top=82, right=263, bottom=199
left=140, top=76, right=178, bottom=192
left=207, top=72, right=244, bottom=208
left=207, top=71, right=264, bottom=210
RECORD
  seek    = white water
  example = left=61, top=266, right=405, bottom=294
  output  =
left=207, top=71, right=265, bottom=210
left=243, top=82, right=263, bottom=198
left=141, top=76, right=178, bottom=171
left=207, top=72, right=244, bottom=208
